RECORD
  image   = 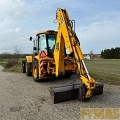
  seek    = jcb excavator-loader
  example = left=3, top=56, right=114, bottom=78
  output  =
left=22, top=8, right=103, bottom=103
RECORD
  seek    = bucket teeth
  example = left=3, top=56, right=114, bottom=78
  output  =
left=49, top=83, right=103, bottom=104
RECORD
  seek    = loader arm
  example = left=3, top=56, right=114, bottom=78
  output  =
left=54, top=8, right=96, bottom=98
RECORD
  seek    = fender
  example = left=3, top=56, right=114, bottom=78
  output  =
left=26, top=56, right=32, bottom=63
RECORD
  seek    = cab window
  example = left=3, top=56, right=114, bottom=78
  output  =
left=39, top=34, right=47, bottom=54
left=47, top=34, right=56, bottom=57
left=47, top=35, right=56, bottom=50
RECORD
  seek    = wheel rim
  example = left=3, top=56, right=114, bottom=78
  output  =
left=33, top=66, right=37, bottom=78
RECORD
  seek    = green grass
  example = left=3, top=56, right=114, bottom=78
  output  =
left=3, top=62, right=22, bottom=72
left=85, top=59, right=120, bottom=85
left=0, top=58, right=25, bottom=72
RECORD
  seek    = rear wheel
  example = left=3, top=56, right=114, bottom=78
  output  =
left=22, top=60, right=26, bottom=73
left=64, top=72, right=73, bottom=78
left=26, top=61, right=32, bottom=76
left=64, top=73, right=72, bottom=78
left=32, top=60, right=39, bottom=82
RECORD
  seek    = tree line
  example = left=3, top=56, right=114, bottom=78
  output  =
left=101, top=47, right=120, bottom=59
left=0, top=53, right=31, bottom=59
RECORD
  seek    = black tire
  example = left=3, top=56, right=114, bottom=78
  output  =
left=32, top=59, right=39, bottom=82
left=64, top=72, right=72, bottom=78
left=79, top=84, right=90, bottom=102
left=26, top=62, right=32, bottom=76
left=22, top=60, right=26, bottom=73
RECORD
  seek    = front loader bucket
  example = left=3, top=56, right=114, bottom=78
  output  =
left=49, top=83, right=103, bottom=104
left=49, top=84, right=81, bottom=104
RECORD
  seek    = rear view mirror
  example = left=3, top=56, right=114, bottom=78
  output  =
left=29, top=37, right=33, bottom=41
left=33, top=47, right=37, bottom=50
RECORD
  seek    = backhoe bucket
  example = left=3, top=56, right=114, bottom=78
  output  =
left=49, top=83, right=103, bottom=104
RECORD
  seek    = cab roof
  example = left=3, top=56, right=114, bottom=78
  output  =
left=36, top=30, right=57, bottom=35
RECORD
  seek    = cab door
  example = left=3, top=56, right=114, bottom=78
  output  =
left=39, top=34, right=48, bottom=56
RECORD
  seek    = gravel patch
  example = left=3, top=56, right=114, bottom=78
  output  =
left=0, top=69, right=120, bottom=120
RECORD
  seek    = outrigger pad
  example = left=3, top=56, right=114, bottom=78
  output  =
left=93, top=82, right=104, bottom=96
left=49, top=83, right=103, bottom=104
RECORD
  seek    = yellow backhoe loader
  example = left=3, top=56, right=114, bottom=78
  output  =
left=22, top=8, right=103, bottom=103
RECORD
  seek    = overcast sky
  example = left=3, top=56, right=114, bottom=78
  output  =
left=0, top=0, right=120, bottom=54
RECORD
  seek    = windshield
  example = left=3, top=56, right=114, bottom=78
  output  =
left=47, top=34, right=56, bottom=50
left=39, top=34, right=47, bottom=54
left=36, top=34, right=56, bottom=57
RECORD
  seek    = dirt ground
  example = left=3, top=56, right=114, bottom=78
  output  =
left=0, top=66, right=120, bottom=120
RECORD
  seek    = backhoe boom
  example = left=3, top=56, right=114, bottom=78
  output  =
left=54, top=8, right=96, bottom=98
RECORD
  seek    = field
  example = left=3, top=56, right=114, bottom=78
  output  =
left=85, top=59, right=120, bottom=85
left=0, top=58, right=120, bottom=85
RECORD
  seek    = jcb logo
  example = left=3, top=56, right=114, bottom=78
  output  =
left=55, top=42, right=59, bottom=51
left=80, top=108, right=120, bottom=120
left=60, top=15, right=64, bottom=24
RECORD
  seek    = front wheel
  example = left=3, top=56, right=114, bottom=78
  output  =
left=32, top=60, right=39, bottom=82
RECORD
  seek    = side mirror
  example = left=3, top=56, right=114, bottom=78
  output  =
left=33, top=47, right=37, bottom=50
left=29, top=37, right=33, bottom=41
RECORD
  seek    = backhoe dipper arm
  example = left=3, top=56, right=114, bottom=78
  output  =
left=54, top=8, right=96, bottom=98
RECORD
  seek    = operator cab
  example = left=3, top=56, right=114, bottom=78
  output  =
left=34, top=30, right=57, bottom=58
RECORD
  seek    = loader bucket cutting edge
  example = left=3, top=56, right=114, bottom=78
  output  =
left=49, top=83, right=104, bottom=104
